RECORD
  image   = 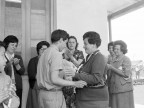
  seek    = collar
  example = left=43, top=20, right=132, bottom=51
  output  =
left=86, top=50, right=99, bottom=61
left=93, top=50, right=99, bottom=55
left=51, top=44, right=59, bottom=52
left=114, top=54, right=124, bottom=62
left=5, top=52, right=14, bottom=60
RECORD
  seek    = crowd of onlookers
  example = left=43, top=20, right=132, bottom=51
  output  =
left=0, top=29, right=135, bottom=108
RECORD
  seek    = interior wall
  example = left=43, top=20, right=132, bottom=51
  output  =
left=5, top=3, right=22, bottom=54
left=57, top=0, right=109, bottom=57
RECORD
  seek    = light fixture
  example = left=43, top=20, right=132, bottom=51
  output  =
left=6, top=0, right=21, bottom=3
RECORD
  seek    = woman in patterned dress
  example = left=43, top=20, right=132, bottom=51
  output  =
left=63, top=36, right=85, bottom=108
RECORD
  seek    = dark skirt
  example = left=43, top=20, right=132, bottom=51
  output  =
left=26, top=83, right=39, bottom=108
left=0, top=104, right=3, bottom=108
left=76, top=100, right=109, bottom=108
left=110, top=91, right=135, bottom=108
left=62, top=86, right=76, bottom=108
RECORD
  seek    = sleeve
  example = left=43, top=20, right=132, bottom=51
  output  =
left=75, top=54, right=106, bottom=85
left=78, top=51, right=84, bottom=60
left=15, top=55, right=25, bottom=75
left=50, top=52, right=63, bottom=72
left=122, top=57, right=132, bottom=77
left=27, top=58, right=37, bottom=80
left=4, top=62, right=12, bottom=77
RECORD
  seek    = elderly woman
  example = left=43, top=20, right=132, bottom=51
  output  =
left=107, top=40, right=134, bottom=108
left=26, top=41, right=50, bottom=108
left=72, top=31, right=109, bottom=108
left=3, top=35, right=25, bottom=108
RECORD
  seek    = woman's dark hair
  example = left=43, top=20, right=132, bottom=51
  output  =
left=114, top=40, right=128, bottom=54
left=36, top=41, right=50, bottom=55
left=83, top=31, right=101, bottom=48
left=0, top=41, right=5, bottom=48
left=67, top=36, right=79, bottom=50
left=51, top=29, right=69, bottom=43
left=3, top=35, right=19, bottom=49
left=108, top=41, right=114, bottom=51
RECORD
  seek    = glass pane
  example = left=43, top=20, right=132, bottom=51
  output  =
left=5, top=0, right=22, bottom=54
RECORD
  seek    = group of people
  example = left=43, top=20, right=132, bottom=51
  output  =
left=0, top=29, right=135, bottom=108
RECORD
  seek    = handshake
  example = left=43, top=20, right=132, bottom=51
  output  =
left=73, top=80, right=87, bottom=88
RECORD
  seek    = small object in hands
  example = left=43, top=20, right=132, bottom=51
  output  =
left=13, top=58, right=20, bottom=65
left=118, top=66, right=123, bottom=70
left=62, top=59, right=76, bottom=80
left=75, top=80, right=87, bottom=88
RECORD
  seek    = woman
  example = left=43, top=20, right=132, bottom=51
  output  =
left=64, top=36, right=85, bottom=68
left=0, top=41, right=19, bottom=108
left=107, top=41, right=115, bottom=64
left=107, top=41, right=115, bottom=107
left=63, top=36, right=85, bottom=108
left=26, top=41, right=50, bottom=108
left=3, top=35, right=25, bottom=108
left=0, top=41, right=9, bottom=108
left=107, top=40, right=134, bottom=108
left=73, top=31, right=109, bottom=108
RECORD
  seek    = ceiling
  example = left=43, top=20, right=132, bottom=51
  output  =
left=5, top=0, right=144, bottom=17
left=105, top=0, right=144, bottom=16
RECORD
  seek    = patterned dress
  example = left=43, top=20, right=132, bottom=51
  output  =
left=63, top=50, right=85, bottom=108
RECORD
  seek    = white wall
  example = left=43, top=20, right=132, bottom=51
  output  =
left=57, top=0, right=109, bottom=57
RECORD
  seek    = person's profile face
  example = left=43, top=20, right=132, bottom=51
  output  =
left=0, top=46, right=5, bottom=57
left=7, top=42, right=18, bottom=54
left=83, top=38, right=93, bottom=54
left=39, top=45, right=48, bottom=56
left=0, top=48, right=6, bottom=72
left=68, top=38, right=77, bottom=50
left=60, top=39, right=68, bottom=52
left=108, top=46, right=114, bottom=55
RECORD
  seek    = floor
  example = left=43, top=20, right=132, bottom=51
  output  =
left=134, top=84, right=144, bottom=108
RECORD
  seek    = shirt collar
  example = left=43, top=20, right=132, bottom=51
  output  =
left=86, top=50, right=99, bottom=61
left=114, top=54, right=124, bottom=62
left=5, top=52, right=14, bottom=60
left=51, top=44, right=59, bottom=52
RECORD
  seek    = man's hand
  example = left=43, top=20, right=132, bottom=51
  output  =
left=74, top=80, right=87, bottom=88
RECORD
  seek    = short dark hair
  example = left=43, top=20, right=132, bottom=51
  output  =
left=114, top=40, right=128, bottom=54
left=108, top=41, right=114, bottom=51
left=0, top=41, right=5, bottom=48
left=3, top=35, right=19, bottom=49
left=51, top=29, right=69, bottom=43
left=67, top=36, right=79, bottom=50
left=36, top=41, right=50, bottom=55
left=83, top=31, right=101, bottom=48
